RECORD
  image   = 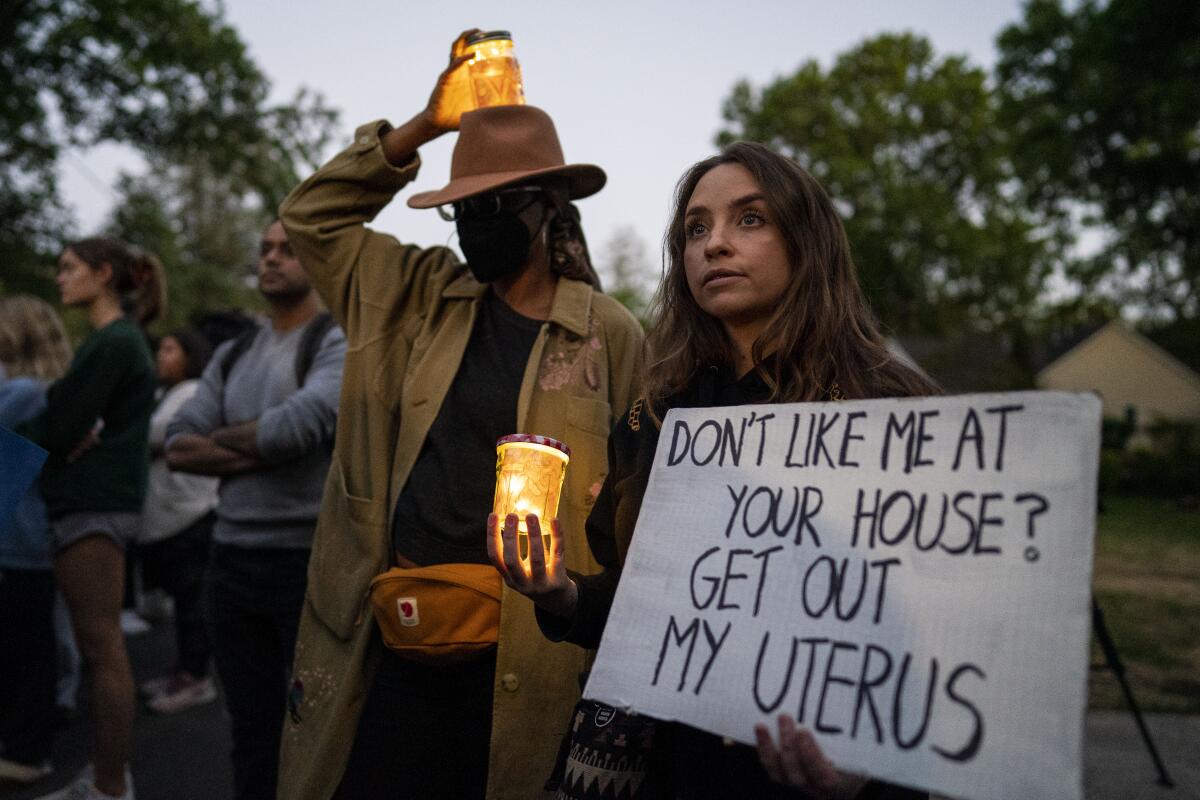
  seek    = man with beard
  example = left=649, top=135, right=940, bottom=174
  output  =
left=165, top=219, right=346, bottom=800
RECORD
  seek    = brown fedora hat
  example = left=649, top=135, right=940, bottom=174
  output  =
left=407, top=105, right=606, bottom=209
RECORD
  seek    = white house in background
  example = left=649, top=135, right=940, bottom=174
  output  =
left=1036, top=320, right=1200, bottom=441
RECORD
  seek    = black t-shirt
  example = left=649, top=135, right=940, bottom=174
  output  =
left=392, top=290, right=542, bottom=565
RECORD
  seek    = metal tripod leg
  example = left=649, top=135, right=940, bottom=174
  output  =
left=1091, top=596, right=1175, bottom=787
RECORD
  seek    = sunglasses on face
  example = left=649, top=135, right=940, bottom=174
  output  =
left=438, top=185, right=545, bottom=222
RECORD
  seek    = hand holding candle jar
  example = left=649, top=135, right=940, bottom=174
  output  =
left=429, top=29, right=526, bottom=130
left=487, top=434, right=579, bottom=618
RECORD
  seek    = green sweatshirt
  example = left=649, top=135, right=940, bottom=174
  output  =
left=21, top=316, right=156, bottom=518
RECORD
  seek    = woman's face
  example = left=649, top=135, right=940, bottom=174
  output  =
left=682, top=163, right=792, bottom=338
left=156, top=336, right=188, bottom=386
left=56, top=248, right=110, bottom=308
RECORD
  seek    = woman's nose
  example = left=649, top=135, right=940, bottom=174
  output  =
left=704, top=223, right=732, bottom=259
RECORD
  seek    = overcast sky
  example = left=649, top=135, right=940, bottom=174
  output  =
left=59, top=0, right=1027, bottom=277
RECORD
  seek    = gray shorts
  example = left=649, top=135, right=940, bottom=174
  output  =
left=51, top=512, right=142, bottom=554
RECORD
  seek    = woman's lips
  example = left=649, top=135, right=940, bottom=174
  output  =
left=703, top=270, right=745, bottom=287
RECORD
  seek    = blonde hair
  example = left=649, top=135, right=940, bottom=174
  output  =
left=0, top=295, right=73, bottom=381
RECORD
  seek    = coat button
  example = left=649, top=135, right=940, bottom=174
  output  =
left=500, top=673, right=520, bottom=692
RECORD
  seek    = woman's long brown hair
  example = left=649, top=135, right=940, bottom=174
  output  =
left=643, top=141, right=938, bottom=415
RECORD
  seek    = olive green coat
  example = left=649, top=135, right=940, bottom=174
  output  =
left=276, top=121, right=644, bottom=800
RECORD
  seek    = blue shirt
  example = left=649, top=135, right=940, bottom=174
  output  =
left=0, top=376, right=52, bottom=569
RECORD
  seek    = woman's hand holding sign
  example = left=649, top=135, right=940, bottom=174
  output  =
left=488, top=513, right=579, bottom=620
left=755, top=715, right=868, bottom=798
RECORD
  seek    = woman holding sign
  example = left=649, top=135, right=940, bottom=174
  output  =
left=490, top=142, right=937, bottom=798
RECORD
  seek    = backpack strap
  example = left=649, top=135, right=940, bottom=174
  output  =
left=219, top=312, right=334, bottom=389
left=219, top=326, right=259, bottom=383
left=294, top=312, right=335, bottom=387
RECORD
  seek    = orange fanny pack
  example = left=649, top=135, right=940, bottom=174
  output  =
left=368, top=563, right=502, bottom=664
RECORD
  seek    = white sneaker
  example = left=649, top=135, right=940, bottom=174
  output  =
left=33, top=767, right=134, bottom=800
left=146, top=673, right=217, bottom=714
left=136, top=590, right=174, bottom=623
left=118, top=610, right=151, bottom=636
left=0, top=755, right=52, bottom=783
left=137, top=674, right=173, bottom=698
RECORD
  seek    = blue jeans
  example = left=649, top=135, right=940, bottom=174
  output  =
left=204, top=543, right=309, bottom=800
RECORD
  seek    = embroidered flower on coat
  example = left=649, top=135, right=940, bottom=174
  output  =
left=539, top=314, right=602, bottom=392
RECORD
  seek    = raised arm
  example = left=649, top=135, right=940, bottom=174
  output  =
left=278, top=31, right=478, bottom=341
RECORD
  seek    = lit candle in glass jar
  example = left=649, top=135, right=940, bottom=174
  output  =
left=492, top=434, right=570, bottom=567
left=465, top=30, right=526, bottom=109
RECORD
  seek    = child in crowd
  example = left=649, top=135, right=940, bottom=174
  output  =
left=137, top=328, right=220, bottom=714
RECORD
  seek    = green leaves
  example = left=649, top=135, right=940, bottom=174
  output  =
left=0, top=0, right=339, bottom=318
left=718, top=33, right=1053, bottom=337
left=997, top=0, right=1200, bottom=319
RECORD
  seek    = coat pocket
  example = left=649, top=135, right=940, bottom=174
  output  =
left=306, top=462, right=388, bottom=641
left=560, top=396, right=613, bottom=574
left=566, top=395, right=613, bottom=437
left=565, top=396, right=614, bottom=510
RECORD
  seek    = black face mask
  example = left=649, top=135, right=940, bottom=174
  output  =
left=456, top=206, right=543, bottom=283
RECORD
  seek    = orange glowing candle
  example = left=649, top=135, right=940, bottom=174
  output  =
left=492, top=434, right=569, bottom=565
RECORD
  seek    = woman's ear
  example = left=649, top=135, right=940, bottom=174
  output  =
left=94, top=261, right=115, bottom=287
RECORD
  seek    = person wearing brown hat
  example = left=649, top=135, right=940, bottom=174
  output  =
left=275, top=30, right=643, bottom=800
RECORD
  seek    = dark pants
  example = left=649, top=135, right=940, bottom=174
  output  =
left=334, top=648, right=497, bottom=800
left=0, top=567, right=58, bottom=764
left=204, top=543, right=309, bottom=800
left=142, top=512, right=214, bottom=677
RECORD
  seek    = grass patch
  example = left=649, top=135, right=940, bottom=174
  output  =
left=1089, top=495, right=1200, bottom=713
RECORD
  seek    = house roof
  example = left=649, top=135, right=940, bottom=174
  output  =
left=1035, top=319, right=1200, bottom=393
left=1027, top=321, right=1107, bottom=374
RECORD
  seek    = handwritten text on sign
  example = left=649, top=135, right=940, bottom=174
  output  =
left=584, top=392, right=1100, bottom=800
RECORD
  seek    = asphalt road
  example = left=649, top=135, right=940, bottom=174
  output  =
left=3, top=621, right=232, bottom=800
left=2, top=620, right=1196, bottom=800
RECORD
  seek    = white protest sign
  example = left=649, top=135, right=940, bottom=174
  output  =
left=584, top=391, right=1100, bottom=800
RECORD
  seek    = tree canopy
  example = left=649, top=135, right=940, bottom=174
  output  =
left=717, top=33, right=1058, bottom=336
left=996, top=0, right=1200, bottom=320
left=1, top=0, right=338, bottom=321
left=597, top=226, right=656, bottom=325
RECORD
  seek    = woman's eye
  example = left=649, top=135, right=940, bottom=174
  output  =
left=685, top=222, right=707, bottom=238
left=740, top=210, right=765, bottom=226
